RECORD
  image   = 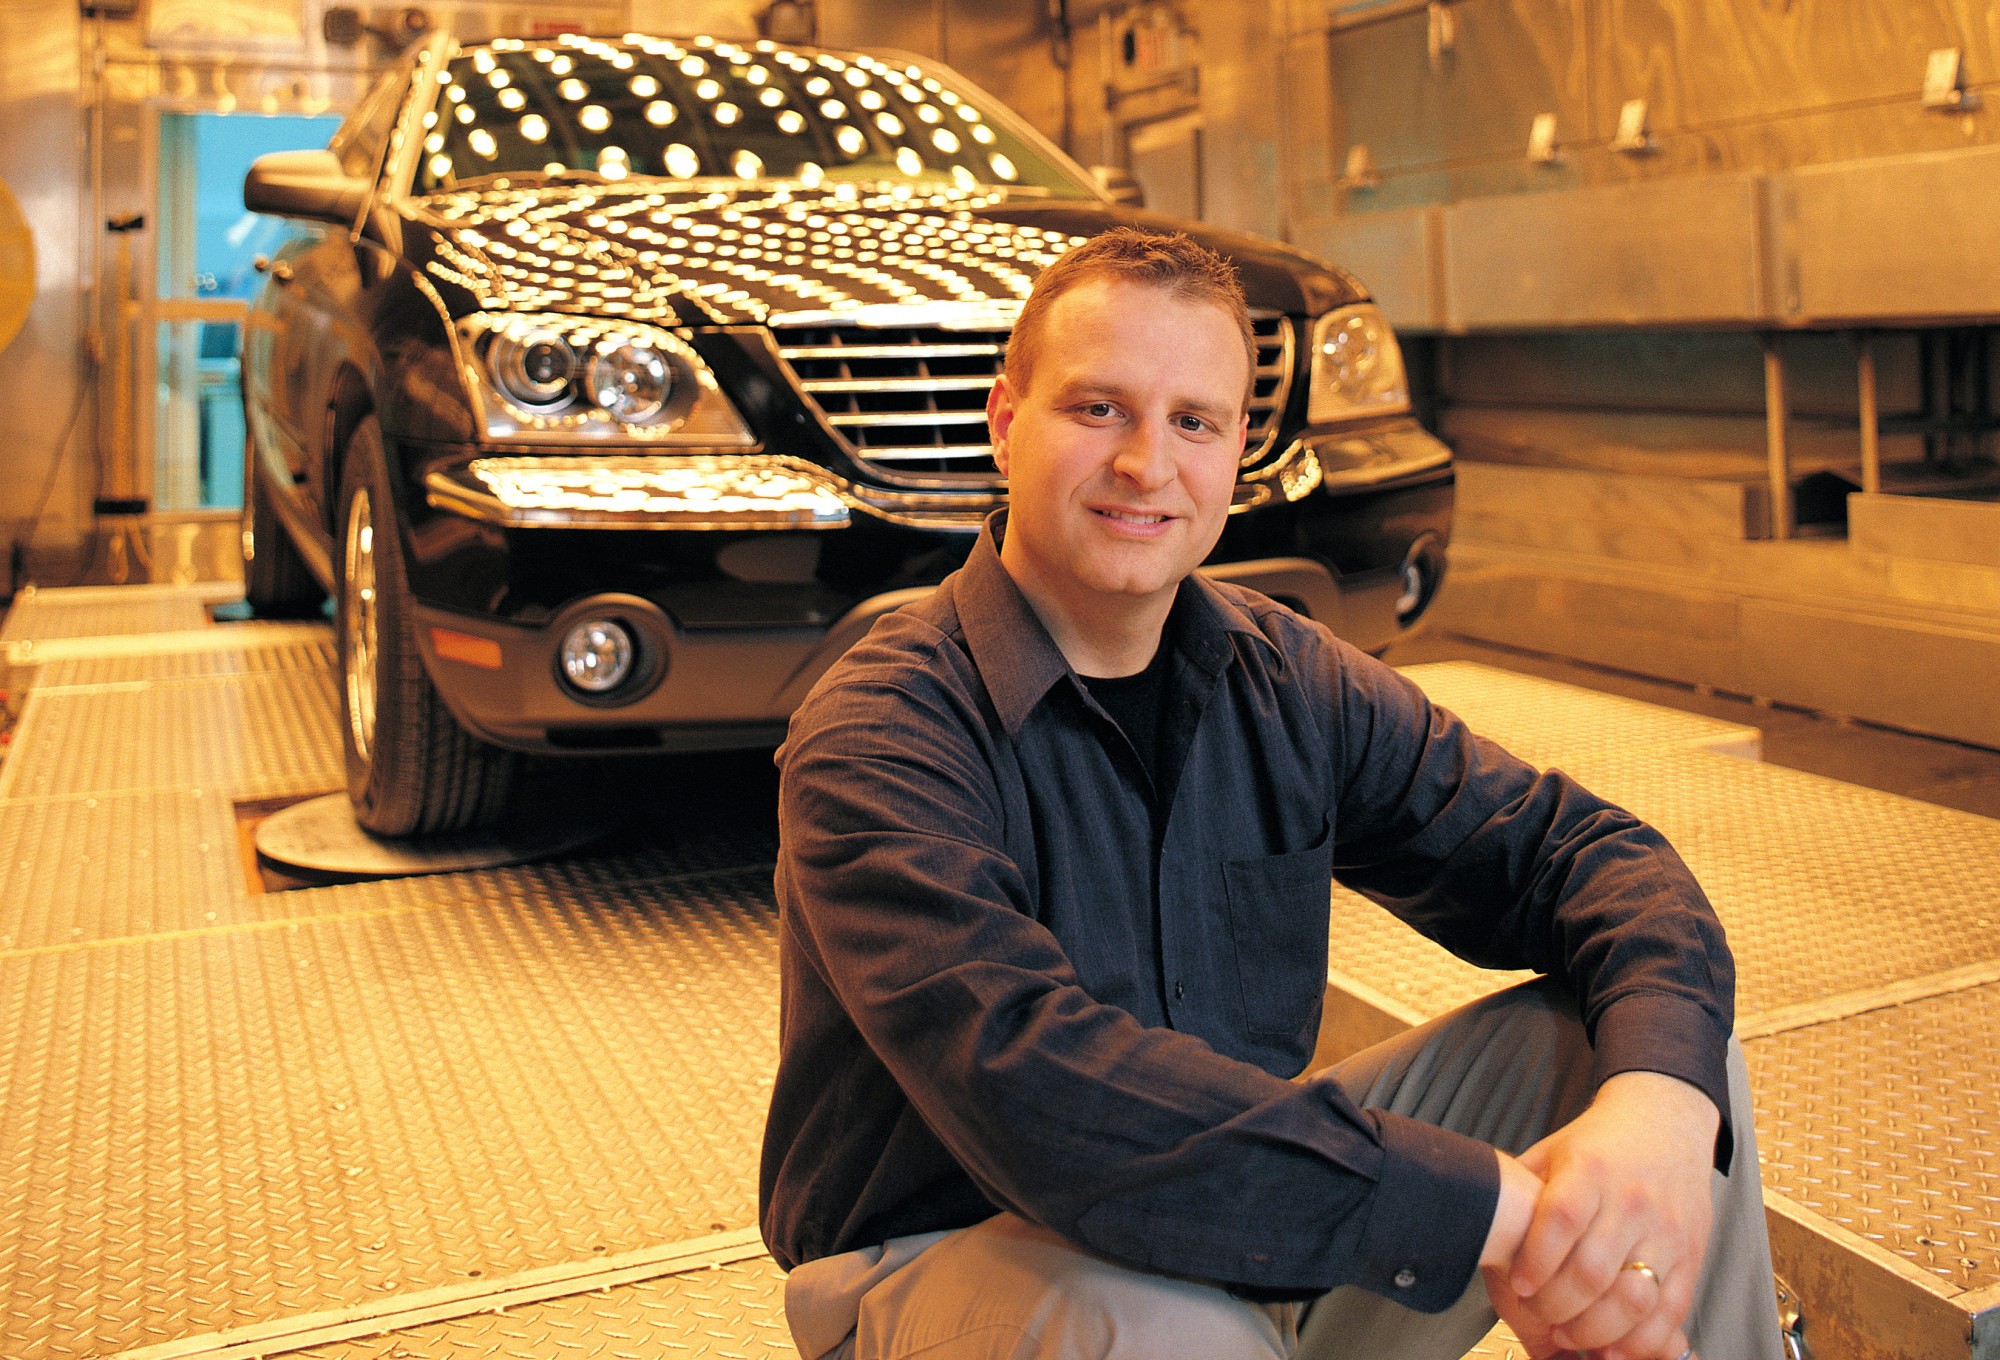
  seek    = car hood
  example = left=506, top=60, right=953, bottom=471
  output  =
left=401, top=181, right=1363, bottom=327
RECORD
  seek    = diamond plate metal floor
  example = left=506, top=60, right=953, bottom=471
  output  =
left=289, top=1251, right=794, bottom=1360
left=2, top=584, right=1995, bottom=1358
left=0, top=670, right=344, bottom=802
left=1748, top=981, right=2000, bottom=1294
left=0, top=584, right=216, bottom=642
left=1328, top=749, right=2000, bottom=1028
left=0, top=858, right=780, bottom=1356
left=1399, top=661, right=1762, bottom=765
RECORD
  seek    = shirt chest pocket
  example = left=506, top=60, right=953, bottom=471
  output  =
left=1220, top=819, right=1335, bottom=1044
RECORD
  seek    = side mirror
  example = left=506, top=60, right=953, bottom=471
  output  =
left=244, top=149, right=368, bottom=226
left=1090, top=165, right=1145, bottom=209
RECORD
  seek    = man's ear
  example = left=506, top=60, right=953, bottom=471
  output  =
left=987, top=373, right=1017, bottom=476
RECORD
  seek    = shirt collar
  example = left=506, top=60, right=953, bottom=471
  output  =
left=957, top=509, right=1282, bottom=738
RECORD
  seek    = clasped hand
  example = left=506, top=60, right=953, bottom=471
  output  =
left=1476, top=1071, right=1719, bottom=1360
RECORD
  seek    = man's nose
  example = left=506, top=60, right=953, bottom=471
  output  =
left=1111, top=420, right=1176, bottom=491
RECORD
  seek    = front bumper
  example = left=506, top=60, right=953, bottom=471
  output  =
left=402, top=423, right=1453, bottom=753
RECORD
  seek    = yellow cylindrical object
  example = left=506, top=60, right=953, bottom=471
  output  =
left=0, top=178, right=35, bottom=354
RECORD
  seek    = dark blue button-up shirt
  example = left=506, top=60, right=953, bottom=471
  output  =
left=760, top=515, right=1734, bottom=1312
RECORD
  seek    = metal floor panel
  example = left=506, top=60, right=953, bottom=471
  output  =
left=1398, top=661, right=1762, bottom=764
left=0, top=585, right=215, bottom=641
left=0, top=670, right=343, bottom=802
left=0, top=789, right=245, bottom=951
left=1328, top=749, right=2000, bottom=1028
left=33, top=631, right=336, bottom=687
left=1747, top=982, right=2000, bottom=1295
left=0, top=864, right=780, bottom=1359
left=290, top=1253, right=794, bottom=1360
left=0, top=584, right=1989, bottom=1359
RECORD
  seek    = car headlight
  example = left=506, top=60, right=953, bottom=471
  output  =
left=458, top=314, right=756, bottom=447
left=585, top=342, right=671, bottom=424
left=489, top=327, right=578, bottom=411
left=1307, top=304, right=1410, bottom=424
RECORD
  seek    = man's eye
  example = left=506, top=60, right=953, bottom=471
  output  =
left=1083, top=402, right=1116, bottom=419
left=1176, top=414, right=1211, bottom=433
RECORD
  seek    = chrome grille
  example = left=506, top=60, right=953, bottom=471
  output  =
left=775, top=313, right=1295, bottom=482
left=1246, top=314, right=1294, bottom=461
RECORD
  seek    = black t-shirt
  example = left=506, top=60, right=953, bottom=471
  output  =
left=1078, top=642, right=1171, bottom=792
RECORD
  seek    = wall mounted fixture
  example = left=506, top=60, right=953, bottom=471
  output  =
left=1610, top=98, right=1657, bottom=154
left=1339, top=143, right=1380, bottom=191
left=1922, top=48, right=1980, bottom=111
left=1426, top=2, right=1455, bottom=71
left=1527, top=112, right=1561, bottom=165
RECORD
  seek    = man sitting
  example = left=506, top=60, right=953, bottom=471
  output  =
left=760, top=227, right=1782, bottom=1360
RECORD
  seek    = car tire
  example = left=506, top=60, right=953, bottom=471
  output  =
left=243, top=443, right=325, bottom=617
left=336, top=415, right=518, bottom=836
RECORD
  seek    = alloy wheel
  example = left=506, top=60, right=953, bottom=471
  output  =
left=342, top=487, right=379, bottom=762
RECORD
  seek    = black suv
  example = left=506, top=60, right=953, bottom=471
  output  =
left=241, top=30, right=1452, bottom=835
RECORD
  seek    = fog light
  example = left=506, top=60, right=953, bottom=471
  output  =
left=1395, top=536, right=1445, bottom=625
left=559, top=618, right=635, bottom=694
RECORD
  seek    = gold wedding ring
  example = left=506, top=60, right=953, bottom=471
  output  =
left=1622, top=1259, right=1661, bottom=1287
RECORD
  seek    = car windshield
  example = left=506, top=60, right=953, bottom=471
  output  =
left=410, top=35, right=1098, bottom=201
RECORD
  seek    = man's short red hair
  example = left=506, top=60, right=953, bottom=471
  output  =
left=1005, top=227, right=1257, bottom=411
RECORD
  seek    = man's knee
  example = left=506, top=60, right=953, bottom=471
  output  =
left=856, top=1215, right=1293, bottom=1360
left=1327, top=978, right=1597, bottom=1152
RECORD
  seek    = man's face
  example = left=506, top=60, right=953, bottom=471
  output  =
left=988, top=276, right=1250, bottom=627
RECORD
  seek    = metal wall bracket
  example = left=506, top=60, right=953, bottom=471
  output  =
left=1426, top=1, right=1455, bottom=71
left=1339, top=143, right=1381, bottom=191
left=1609, top=98, right=1658, bottom=155
left=1923, top=48, right=1981, bottom=111
left=1526, top=112, right=1562, bottom=166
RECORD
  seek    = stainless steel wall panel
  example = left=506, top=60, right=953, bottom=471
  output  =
left=1192, top=0, right=1283, bottom=241
left=1784, top=144, right=2000, bottom=324
left=1280, top=28, right=1339, bottom=235
left=1593, top=0, right=1995, bottom=137
left=0, top=0, right=91, bottom=576
left=817, top=0, right=942, bottom=55
left=1325, top=0, right=1593, bottom=177
left=1440, top=330, right=1923, bottom=419
left=1300, top=205, right=1442, bottom=331
left=1441, top=173, right=1775, bottom=329
left=943, top=0, right=1070, bottom=168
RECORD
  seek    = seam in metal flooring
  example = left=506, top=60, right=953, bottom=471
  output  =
left=1, top=586, right=1996, bottom=1359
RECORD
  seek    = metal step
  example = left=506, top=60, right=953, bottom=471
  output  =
left=1320, top=749, right=2000, bottom=1359
left=0, top=583, right=218, bottom=643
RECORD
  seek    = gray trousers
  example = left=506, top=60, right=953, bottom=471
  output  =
left=784, top=980, right=1784, bottom=1360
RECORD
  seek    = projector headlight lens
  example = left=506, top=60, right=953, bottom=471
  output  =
left=489, top=328, right=577, bottom=411
left=558, top=618, right=635, bottom=694
left=585, top=342, right=673, bottom=424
